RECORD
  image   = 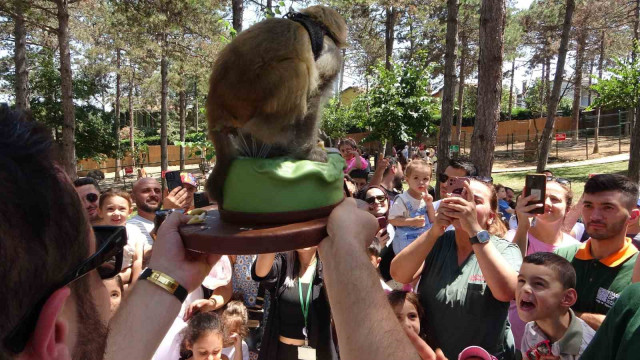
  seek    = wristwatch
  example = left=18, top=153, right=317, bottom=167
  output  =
left=139, top=268, right=188, bottom=303
left=470, top=230, right=490, bottom=245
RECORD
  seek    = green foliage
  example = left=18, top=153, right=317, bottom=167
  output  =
left=321, top=97, right=365, bottom=139
left=360, top=57, right=440, bottom=143
left=589, top=49, right=640, bottom=111
left=174, top=132, right=216, bottom=161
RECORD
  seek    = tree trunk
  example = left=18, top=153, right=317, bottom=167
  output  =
left=384, top=7, right=397, bottom=70
left=266, top=0, right=272, bottom=16
left=454, top=32, right=467, bottom=147
left=179, top=88, right=186, bottom=170
left=587, top=58, right=594, bottom=106
left=536, top=0, right=575, bottom=172
left=115, top=49, right=122, bottom=181
left=13, top=0, right=29, bottom=110
left=160, top=38, right=169, bottom=172
left=571, top=33, right=585, bottom=142
left=508, top=57, right=515, bottom=120
left=56, top=0, right=77, bottom=179
left=129, top=71, right=135, bottom=167
left=471, top=0, right=505, bottom=176
left=194, top=80, right=199, bottom=132
left=544, top=56, right=551, bottom=107
left=437, top=0, right=459, bottom=197
left=232, top=0, right=243, bottom=32
left=593, top=31, right=605, bottom=154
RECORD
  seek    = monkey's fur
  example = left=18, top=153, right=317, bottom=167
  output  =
left=205, top=6, right=347, bottom=206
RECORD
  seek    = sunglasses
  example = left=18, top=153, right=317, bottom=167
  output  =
left=86, top=193, right=99, bottom=203
left=4, top=226, right=127, bottom=354
left=547, top=176, right=571, bottom=188
left=365, top=195, right=387, bottom=204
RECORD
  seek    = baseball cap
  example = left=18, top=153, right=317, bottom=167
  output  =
left=180, top=172, right=198, bottom=188
left=458, top=346, right=497, bottom=360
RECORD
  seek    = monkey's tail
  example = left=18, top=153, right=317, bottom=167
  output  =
left=206, top=130, right=235, bottom=208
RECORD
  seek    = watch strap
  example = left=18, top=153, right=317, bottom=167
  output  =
left=139, top=268, right=188, bottom=303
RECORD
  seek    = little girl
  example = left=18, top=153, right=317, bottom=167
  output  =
left=387, top=290, right=424, bottom=340
left=338, top=138, right=368, bottom=174
left=97, top=189, right=133, bottom=226
left=179, top=312, right=242, bottom=360
left=221, top=301, right=249, bottom=360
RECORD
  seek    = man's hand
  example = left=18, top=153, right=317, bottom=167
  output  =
left=324, top=198, right=378, bottom=250
left=163, top=186, right=188, bottom=210
left=148, top=212, right=220, bottom=292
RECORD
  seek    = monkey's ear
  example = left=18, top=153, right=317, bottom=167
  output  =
left=302, top=6, right=347, bottom=48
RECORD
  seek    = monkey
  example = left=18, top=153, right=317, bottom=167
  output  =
left=205, top=5, right=348, bottom=207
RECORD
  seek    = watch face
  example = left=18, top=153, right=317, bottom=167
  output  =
left=477, top=230, right=490, bottom=242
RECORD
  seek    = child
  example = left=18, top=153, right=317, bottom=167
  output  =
left=338, top=138, right=368, bottom=174
left=516, top=252, right=595, bottom=360
left=386, top=290, right=424, bottom=339
left=97, top=189, right=133, bottom=226
left=494, top=184, right=514, bottom=222
left=349, top=168, right=369, bottom=193
left=103, top=275, right=123, bottom=318
left=368, top=239, right=392, bottom=291
left=221, top=301, right=249, bottom=360
left=179, top=311, right=241, bottom=360
left=388, top=159, right=435, bottom=254
left=458, top=346, right=498, bottom=360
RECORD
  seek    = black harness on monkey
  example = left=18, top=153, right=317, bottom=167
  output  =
left=284, top=11, right=338, bottom=60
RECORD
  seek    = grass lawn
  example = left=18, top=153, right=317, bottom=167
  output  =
left=491, top=161, right=629, bottom=199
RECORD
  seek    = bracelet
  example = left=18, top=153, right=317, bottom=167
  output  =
left=139, top=268, right=188, bottom=303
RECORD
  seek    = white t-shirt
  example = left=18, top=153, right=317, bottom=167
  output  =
left=126, top=215, right=154, bottom=247
left=389, top=192, right=426, bottom=219
left=222, top=341, right=249, bottom=360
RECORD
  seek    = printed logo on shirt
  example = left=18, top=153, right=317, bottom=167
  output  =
left=469, top=274, right=486, bottom=284
left=595, top=287, right=619, bottom=308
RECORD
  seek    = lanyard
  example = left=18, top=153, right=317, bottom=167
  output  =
left=298, top=264, right=316, bottom=345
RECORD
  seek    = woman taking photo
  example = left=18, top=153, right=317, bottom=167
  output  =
left=358, top=185, right=395, bottom=246
left=252, top=247, right=336, bottom=360
left=390, top=179, right=522, bottom=360
left=506, top=177, right=579, bottom=351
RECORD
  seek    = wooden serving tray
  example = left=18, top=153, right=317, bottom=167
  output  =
left=179, top=208, right=329, bottom=254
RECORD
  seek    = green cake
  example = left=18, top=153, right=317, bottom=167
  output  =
left=220, top=152, right=345, bottom=223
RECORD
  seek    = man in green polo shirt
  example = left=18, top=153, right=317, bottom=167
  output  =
left=555, top=174, right=640, bottom=330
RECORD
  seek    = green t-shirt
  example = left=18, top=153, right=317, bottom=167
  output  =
left=554, top=239, right=638, bottom=315
left=581, top=283, right=640, bottom=360
left=417, top=231, right=523, bottom=360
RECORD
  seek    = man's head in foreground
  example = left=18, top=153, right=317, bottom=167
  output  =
left=0, top=108, right=110, bottom=359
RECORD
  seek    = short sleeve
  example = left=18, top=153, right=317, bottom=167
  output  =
left=388, top=195, right=407, bottom=219
left=494, top=238, right=523, bottom=272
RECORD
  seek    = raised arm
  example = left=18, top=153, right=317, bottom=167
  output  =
left=511, top=193, right=542, bottom=258
left=369, top=154, right=388, bottom=187
left=106, top=212, right=220, bottom=360
left=319, top=198, right=443, bottom=360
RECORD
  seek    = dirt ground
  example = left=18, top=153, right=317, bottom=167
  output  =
left=485, top=136, right=630, bottom=169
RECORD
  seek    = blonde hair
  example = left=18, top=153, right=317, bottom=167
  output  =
left=221, top=300, right=249, bottom=346
left=98, top=188, right=132, bottom=210
left=404, top=159, right=432, bottom=178
left=470, top=179, right=507, bottom=238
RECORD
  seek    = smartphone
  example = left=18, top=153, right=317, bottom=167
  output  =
left=447, top=176, right=469, bottom=195
left=165, top=170, right=182, bottom=192
left=377, top=216, right=388, bottom=230
left=525, top=174, right=546, bottom=214
left=154, top=209, right=182, bottom=233
left=194, top=191, right=210, bottom=209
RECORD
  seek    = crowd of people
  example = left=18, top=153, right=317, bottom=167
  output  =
left=2, top=108, right=640, bottom=360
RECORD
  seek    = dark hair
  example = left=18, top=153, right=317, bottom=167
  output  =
left=505, top=187, right=514, bottom=193
left=73, top=177, right=101, bottom=192
left=446, top=157, right=478, bottom=177
left=338, top=138, right=357, bottom=149
left=584, top=174, right=639, bottom=210
left=543, top=169, right=554, bottom=176
left=523, top=252, right=576, bottom=290
left=349, top=168, right=369, bottom=180
left=222, top=300, right=249, bottom=346
left=367, top=236, right=383, bottom=257
left=387, top=291, right=425, bottom=337
left=179, top=311, right=224, bottom=360
left=494, top=184, right=505, bottom=192
left=382, top=156, right=398, bottom=176
left=0, top=107, right=92, bottom=356
left=358, top=185, right=390, bottom=218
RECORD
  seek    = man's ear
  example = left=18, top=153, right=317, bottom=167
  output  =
left=21, top=287, right=72, bottom=360
left=628, top=208, right=640, bottom=224
left=562, top=288, right=577, bottom=308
